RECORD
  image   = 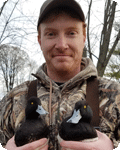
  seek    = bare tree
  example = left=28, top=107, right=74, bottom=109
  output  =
left=86, top=0, right=120, bottom=77
left=0, top=0, right=20, bottom=44
left=0, top=44, right=29, bottom=92
left=0, top=0, right=39, bottom=96
left=0, top=0, right=9, bottom=16
left=0, top=0, right=37, bottom=48
left=104, top=38, right=120, bottom=81
left=97, top=0, right=120, bottom=76
left=87, top=0, right=93, bottom=60
left=15, top=59, right=38, bottom=86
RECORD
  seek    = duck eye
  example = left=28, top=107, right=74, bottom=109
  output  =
left=31, top=102, right=34, bottom=105
left=84, top=105, right=87, bottom=109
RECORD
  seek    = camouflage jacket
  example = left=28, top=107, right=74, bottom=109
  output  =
left=0, top=58, right=120, bottom=149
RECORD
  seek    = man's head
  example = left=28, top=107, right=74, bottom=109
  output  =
left=37, top=0, right=86, bottom=82
left=37, top=0, right=85, bottom=31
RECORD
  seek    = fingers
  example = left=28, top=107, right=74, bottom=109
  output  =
left=60, top=140, right=93, bottom=150
left=35, top=144, right=48, bottom=150
left=96, top=130, right=114, bottom=149
left=60, top=130, right=114, bottom=150
left=5, top=137, right=49, bottom=150
left=62, top=148, right=73, bottom=150
left=20, top=138, right=49, bottom=150
left=5, top=136, right=17, bottom=149
left=34, top=139, right=49, bottom=150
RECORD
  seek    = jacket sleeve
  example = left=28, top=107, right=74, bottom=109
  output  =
left=0, top=95, right=14, bottom=147
left=0, top=81, right=30, bottom=147
left=99, top=77, right=120, bottom=148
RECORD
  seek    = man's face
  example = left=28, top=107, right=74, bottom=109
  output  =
left=38, top=14, right=86, bottom=76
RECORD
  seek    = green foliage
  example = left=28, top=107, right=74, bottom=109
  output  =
left=105, top=71, right=120, bottom=80
left=112, top=49, right=120, bottom=56
left=104, top=58, right=120, bottom=82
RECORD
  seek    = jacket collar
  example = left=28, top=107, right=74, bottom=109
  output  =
left=32, top=58, right=98, bottom=89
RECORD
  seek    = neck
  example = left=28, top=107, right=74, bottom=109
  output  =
left=47, top=67, right=81, bottom=83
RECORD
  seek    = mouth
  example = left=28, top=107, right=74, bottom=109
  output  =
left=53, top=54, right=72, bottom=58
left=53, top=55, right=71, bottom=62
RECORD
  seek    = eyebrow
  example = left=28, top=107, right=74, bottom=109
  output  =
left=66, top=27, right=80, bottom=31
left=44, top=26, right=79, bottom=32
left=44, top=27, right=57, bottom=32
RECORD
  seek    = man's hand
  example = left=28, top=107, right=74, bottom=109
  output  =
left=60, top=130, right=114, bottom=150
left=5, top=136, right=48, bottom=150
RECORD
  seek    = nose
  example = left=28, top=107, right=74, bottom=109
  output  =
left=55, top=34, right=69, bottom=51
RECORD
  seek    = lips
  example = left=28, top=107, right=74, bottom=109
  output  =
left=55, top=55, right=69, bottom=57
left=52, top=54, right=72, bottom=57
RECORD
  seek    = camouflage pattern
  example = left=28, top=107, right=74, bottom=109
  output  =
left=0, top=58, right=120, bottom=149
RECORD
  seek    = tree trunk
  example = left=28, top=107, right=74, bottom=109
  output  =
left=97, top=0, right=118, bottom=77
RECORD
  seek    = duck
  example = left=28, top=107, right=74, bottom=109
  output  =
left=15, top=96, right=49, bottom=147
left=58, top=100, right=98, bottom=142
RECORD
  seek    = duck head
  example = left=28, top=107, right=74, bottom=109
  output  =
left=67, top=100, right=93, bottom=124
left=25, top=96, right=48, bottom=119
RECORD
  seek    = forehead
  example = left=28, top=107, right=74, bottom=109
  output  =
left=38, top=7, right=84, bottom=33
left=40, top=13, right=83, bottom=31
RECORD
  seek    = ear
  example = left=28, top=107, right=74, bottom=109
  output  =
left=83, top=34, right=86, bottom=43
left=38, top=34, right=41, bottom=46
left=83, top=22, right=86, bottom=43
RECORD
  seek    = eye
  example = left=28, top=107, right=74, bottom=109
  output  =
left=48, top=32, right=54, bottom=36
left=31, top=102, right=34, bottom=105
left=45, top=31, right=56, bottom=38
left=84, top=105, right=87, bottom=109
left=67, top=30, right=77, bottom=37
left=69, top=32, right=75, bottom=35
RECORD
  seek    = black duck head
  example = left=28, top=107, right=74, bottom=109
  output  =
left=67, top=100, right=93, bottom=124
left=25, top=96, right=48, bottom=119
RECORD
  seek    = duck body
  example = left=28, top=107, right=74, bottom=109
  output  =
left=59, top=118, right=97, bottom=141
left=59, top=100, right=98, bottom=142
left=15, top=96, right=49, bottom=147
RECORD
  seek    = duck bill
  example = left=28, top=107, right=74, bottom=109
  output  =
left=36, top=105, right=48, bottom=115
left=67, top=109, right=82, bottom=124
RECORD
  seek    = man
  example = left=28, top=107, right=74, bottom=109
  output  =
left=0, top=0, right=119, bottom=149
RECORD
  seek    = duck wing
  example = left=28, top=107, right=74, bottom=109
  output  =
left=59, top=121, right=97, bottom=141
left=15, top=119, right=49, bottom=147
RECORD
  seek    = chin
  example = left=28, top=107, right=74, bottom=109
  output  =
left=54, top=64, right=72, bottom=72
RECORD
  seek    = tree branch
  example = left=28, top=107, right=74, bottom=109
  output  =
left=87, top=0, right=93, bottom=60
left=0, top=0, right=9, bottom=16
left=0, top=0, right=19, bottom=43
